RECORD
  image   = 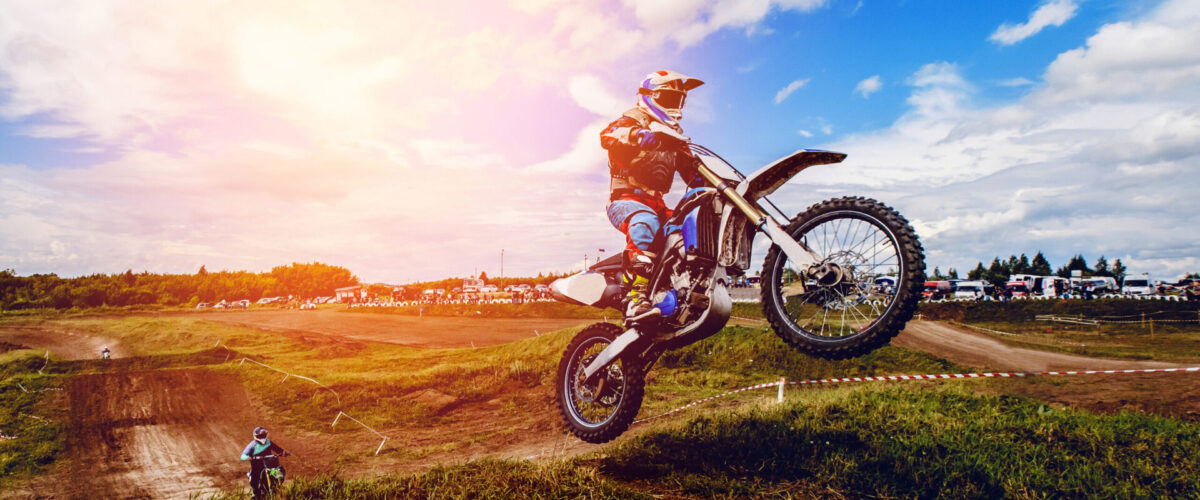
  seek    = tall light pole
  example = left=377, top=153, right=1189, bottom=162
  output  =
left=500, top=248, right=504, bottom=290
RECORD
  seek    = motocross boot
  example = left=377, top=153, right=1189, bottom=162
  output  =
left=622, top=251, right=657, bottom=320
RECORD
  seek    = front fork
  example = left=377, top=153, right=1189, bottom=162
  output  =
left=693, top=164, right=838, bottom=291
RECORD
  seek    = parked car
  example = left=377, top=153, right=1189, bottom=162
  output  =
left=196, top=302, right=210, bottom=309
left=953, top=281, right=987, bottom=300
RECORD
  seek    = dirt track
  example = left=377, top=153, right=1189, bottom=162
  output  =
left=188, top=310, right=589, bottom=348
left=893, top=321, right=1180, bottom=371
left=52, top=369, right=329, bottom=499
left=895, top=321, right=1200, bottom=420
left=0, top=323, right=121, bottom=360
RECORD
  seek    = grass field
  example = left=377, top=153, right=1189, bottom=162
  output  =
left=920, top=299, right=1200, bottom=361
left=5, top=299, right=1200, bottom=497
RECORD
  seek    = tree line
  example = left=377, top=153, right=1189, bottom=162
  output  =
left=0, top=262, right=357, bottom=311
left=928, top=252, right=1176, bottom=288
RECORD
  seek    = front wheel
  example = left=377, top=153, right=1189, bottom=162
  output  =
left=761, top=197, right=925, bottom=359
left=555, top=322, right=645, bottom=443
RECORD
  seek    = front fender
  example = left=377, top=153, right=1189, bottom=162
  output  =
left=737, top=149, right=846, bottom=201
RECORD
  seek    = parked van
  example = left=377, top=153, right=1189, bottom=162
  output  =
left=1122, top=274, right=1153, bottom=295
left=953, top=281, right=987, bottom=300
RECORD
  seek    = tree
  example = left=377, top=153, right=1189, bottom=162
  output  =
left=947, top=268, right=959, bottom=280
left=479, top=271, right=489, bottom=281
left=968, top=263, right=987, bottom=280
left=1015, top=254, right=1031, bottom=275
left=1093, top=256, right=1111, bottom=277
left=198, top=265, right=208, bottom=276
left=1111, top=259, right=1127, bottom=284
left=1030, top=252, right=1052, bottom=276
left=930, top=267, right=942, bottom=280
left=986, top=257, right=1007, bottom=287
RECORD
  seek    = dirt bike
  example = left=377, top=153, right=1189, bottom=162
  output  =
left=248, top=452, right=289, bottom=499
left=550, top=124, right=925, bottom=443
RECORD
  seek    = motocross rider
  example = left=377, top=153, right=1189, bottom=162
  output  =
left=601, top=70, right=704, bottom=318
left=240, top=426, right=290, bottom=499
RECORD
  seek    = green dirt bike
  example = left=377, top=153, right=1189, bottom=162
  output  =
left=550, top=127, right=925, bottom=443
left=249, top=452, right=289, bottom=499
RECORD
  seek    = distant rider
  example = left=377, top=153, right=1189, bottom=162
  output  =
left=600, top=70, right=705, bottom=319
left=100, top=346, right=110, bottom=360
left=240, top=426, right=290, bottom=499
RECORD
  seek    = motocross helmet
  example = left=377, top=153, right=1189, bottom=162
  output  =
left=253, top=426, right=268, bottom=441
left=636, top=70, right=703, bottom=126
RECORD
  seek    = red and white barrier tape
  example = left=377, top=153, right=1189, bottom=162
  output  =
left=633, top=366, right=1200, bottom=425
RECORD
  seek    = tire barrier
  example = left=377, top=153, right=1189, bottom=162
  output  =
left=927, top=294, right=1192, bottom=303
left=632, top=366, right=1200, bottom=425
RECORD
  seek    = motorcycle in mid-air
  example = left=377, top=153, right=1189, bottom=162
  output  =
left=550, top=124, right=926, bottom=443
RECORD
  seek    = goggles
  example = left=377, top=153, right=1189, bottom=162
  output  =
left=653, top=89, right=686, bottom=109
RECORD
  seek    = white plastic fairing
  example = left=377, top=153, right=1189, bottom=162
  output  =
left=550, top=272, right=609, bottom=306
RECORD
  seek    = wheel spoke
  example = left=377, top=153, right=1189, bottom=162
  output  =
left=772, top=209, right=906, bottom=340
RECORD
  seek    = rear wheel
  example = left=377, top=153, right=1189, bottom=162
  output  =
left=760, top=197, right=924, bottom=359
left=555, top=322, right=644, bottom=443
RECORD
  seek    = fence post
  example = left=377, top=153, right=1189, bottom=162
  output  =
left=777, top=377, right=785, bottom=403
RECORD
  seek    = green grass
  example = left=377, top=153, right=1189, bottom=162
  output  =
left=0, top=353, right=67, bottom=482
left=203, top=384, right=1200, bottom=499
left=594, top=384, right=1200, bottom=498
left=205, top=459, right=648, bottom=500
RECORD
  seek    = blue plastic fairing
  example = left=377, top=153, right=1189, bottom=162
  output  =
left=682, top=208, right=699, bottom=253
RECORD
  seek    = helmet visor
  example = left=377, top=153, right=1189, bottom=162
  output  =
left=654, top=89, right=686, bottom=110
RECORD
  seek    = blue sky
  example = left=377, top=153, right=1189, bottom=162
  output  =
left=1, top=0, right=1198, bottom=283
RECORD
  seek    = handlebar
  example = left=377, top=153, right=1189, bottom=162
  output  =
left=250, top=452, right=291, bottom=460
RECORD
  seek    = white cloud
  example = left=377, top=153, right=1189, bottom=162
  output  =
left=567, top=75, right=627, bottom=116
left=800, top=0, right=1200, bottom=281
left=773, top=78, right=810, bottom=104
left=798, top=129, right=813, bottom=137
left=624, top=0, right=829, bottom=48
left=855, top=75, right=882, bottom=98
left=997, top=77, right=1035, bottom=87
left=990, top=0, right=1080, bottom=46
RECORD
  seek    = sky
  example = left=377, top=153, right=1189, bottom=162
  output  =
left=1, top=0, right=1198, bottom=284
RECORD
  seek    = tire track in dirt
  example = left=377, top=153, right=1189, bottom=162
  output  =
left=56, top=369, right=331, bottom=499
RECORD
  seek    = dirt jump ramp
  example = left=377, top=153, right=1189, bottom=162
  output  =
left=60, top=369, right=316, bottom=499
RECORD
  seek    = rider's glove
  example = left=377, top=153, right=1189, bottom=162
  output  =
left=635, top=129, right=658, bottom=148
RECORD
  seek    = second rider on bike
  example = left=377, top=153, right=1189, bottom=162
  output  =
left=240, top=426, right=290, bottom=499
